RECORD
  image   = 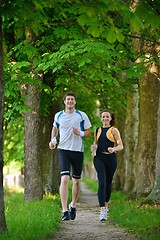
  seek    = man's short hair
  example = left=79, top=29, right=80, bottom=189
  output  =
left=63, top=91, right=76, bottom=101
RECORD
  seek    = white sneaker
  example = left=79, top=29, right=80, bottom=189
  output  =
left=105, top=207, right=109, bottom=214
left=99, top=210, right=107, bottom=221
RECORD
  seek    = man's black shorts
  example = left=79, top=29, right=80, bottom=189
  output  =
left=59, top=149, right=84, bottom=179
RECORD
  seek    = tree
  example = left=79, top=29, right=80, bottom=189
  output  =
left=23, top=75, right=43, bottom=200
left=130, top=1, right=160, bottom=195
left=0, top=7, right=7, bottom=232
left=146, top=89, right=160, bottom=202
left=134, top=57, right=159, bottom=194
left=2, top=0, right=60, bottom=200
left=39, top=101, right=61, bottom=195
left=123, top=28, right=140, bottom=192
left=123, top=85, right=139, bottom=192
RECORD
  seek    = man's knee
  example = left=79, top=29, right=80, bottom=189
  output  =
left=61, top=175, right=70, bottom=185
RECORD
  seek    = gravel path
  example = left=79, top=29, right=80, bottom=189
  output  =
left=51, top=182, right=137, bottom=240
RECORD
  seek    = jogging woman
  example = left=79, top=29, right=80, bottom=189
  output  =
left=91, top=109, right=123, bottom=221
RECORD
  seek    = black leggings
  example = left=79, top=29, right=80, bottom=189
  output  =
left=94, top=152, right=117, bottom=207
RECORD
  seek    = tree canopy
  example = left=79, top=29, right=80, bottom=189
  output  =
left=0, top=0, right=160, bottom=223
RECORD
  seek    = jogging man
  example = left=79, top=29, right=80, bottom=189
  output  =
left=49, top=91, right=91, bottom=221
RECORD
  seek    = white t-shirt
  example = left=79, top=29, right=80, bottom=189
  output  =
left=53, top=109, right=91, bottom=152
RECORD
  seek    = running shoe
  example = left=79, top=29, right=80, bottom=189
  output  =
left=69, top=203, right=76, bottom=220
left=99, top=210, right=107, bottom=221
left=105, top=207, right=109, bottom=214
left=62, top=211, right=70, bottom=221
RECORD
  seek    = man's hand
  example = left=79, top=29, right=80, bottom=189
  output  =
left=73, top=127, right=84, bottom=137
left=73, top=127, right=80, bottom=136
left=49, top=137, right=57, bottom=150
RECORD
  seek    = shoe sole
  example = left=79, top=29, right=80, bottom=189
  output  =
left=100, top=218, right=106, bottom=221
left=62, top=218, right=70, bottom=221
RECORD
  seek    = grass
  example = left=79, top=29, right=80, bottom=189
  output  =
left=1, top=188, right=62, bottom=240
left=83, top=178, right=160, bottom=240
left=1, top=180, right=160, bottom=240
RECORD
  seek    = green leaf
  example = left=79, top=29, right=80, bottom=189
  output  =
left=87, top=26, right=100, bottom=38
left=113, top=78, right=120, bottom=87
left=130, top=16, right=142, bottom=32
left=77, top=14, right=89, bottom=26
left=78, top=58, right=86, bottom=67
left=52, top=64, right=63, bottom=73
left=86, top=7, right=96, bottom=17
left=5, top=89, right=10, bottom=98
left=116, top=31, right=125, bottom=43
left=106, top=28, right=117, bottom=43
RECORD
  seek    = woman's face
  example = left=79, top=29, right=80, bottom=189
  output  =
left=101, top=111, right=112, bottom=126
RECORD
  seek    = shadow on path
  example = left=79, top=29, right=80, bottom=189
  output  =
left=52, top=182, right=137, bottom=240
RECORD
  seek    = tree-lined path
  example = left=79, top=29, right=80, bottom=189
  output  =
left=51, top=183, right=136, bottom=240
left=1, top=0, right=160, bottom=233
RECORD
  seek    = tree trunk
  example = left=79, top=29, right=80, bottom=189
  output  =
left=123, top=25, right=141, bottom=194
left=113, top=120, right=126, bottom=190
left=146, top=50, right=160, bottom=202
left=39, top=115, right=52, bottom=193
left=40, top=104, right=60, bottom=195
left=123, top=85, right=139, bottom=192
left=24, top=83, right=43, bottom=200
left=23, top=27, right=44, bottom=200
left=47, top=149, right=60, bottom=194
left=146, top=93, right=160, bottom=202
left=0, top=13, right=7, bottom=232
left=134, top=59, right=159, bottom=194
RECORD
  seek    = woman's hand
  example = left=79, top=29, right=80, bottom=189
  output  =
left=108, top=147, right=115, bottom=153
left=90, top=143, right=97, bottom=152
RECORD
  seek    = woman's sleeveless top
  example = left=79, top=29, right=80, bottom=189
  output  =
left=96, top=126, right=115, bottom=154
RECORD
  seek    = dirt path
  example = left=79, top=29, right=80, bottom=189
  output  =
left=52, top=182, right=137, bottom=240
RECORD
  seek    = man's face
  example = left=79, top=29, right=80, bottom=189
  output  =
left=64, top=95, right=76, bottom=109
